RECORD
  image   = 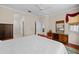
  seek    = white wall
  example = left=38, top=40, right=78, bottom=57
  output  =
left=38, top=6, right=79, bottom=45
left=0, top=5, right=79, bottom=45
left=68, top=15, right=79, bottom=45
left=0, top=5, right=39, bottom=38
left=24, top=13, right=39, bottom=36
left=38, top=15, right=51, bottom=35
left=69, top=31, right=79, bottom=45
left=35, top=6, right=79, bottom=35
left=0, top=7, right=14, bottom=24
left=13, top=14, right=25, bottom=38
left=48, top=7, right=79, bottom=34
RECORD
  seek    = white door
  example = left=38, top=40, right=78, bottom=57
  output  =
left=35, top=20, right=43, bottom=34
left=13, top=14, right=24, bottom=38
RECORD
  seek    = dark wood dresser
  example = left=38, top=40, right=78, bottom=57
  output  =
left=52, top=33, right=68, bottom=44
left=38, top=33, right=68, bottom=44
left=0, top=24, right=13, bottom=40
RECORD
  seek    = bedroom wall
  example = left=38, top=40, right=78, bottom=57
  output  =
left=69, top=31, right=79, bottom=45
left=48, top=7, right=79, bottom=34
left=39, top=6, right=79, bottom=46
left=0, top=5, right=39, bottom=38
left=47, top=6, right=79, bottom=45
left=68, top=15, right=79, bottom=45
left=0, top=5, right=79, bottom=45
left=24, top=13, right=39, bottom=36
left=0, top=7, right=14, bottom=24
left=38, top=15, right=51, bottom=35
left=42, top=7, right=79, bottom=46
left=38, top=14, right=67, bottom=35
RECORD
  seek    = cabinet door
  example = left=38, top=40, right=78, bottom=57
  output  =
left=59, top=34, right=68, bottom=44
left=4, top=24, right=13, bottom=40
left=0, top=25, right=4, bottom=40
left=63, top=35, right=68, bottom=44
left=53, top=33, right=59, bottom=40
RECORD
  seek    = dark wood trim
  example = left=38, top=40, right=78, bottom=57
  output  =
left=0, top=23, right=13, bottom=25
left=38, top=34, right=52, bottom=39
left=65, top=43, right=79, bottom=50
left=56, top=20, right=64, bottom=23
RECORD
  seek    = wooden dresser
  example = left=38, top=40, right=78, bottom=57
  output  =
left=38, top=33, right=68, bottom=44
left=52, top=33, right=68, bottom=44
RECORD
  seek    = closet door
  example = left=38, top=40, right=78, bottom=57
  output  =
left=35, top=20, right=43, bottom=34
left=13, top=14, right=24, bottom=38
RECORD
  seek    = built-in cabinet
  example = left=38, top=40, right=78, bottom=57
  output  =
left=0, top=24, right=13, bottom=40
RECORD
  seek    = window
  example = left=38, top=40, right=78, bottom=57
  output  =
left=70, top=24, right=79, bottom=32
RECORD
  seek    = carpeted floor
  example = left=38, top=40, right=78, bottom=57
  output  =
left=65, top=46, right=79, bottom=54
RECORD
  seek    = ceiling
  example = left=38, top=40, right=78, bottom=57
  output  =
left=1, top=4, right=78, bottom=16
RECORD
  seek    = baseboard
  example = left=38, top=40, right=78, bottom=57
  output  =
left=68, top=43, right=79, bottom=50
